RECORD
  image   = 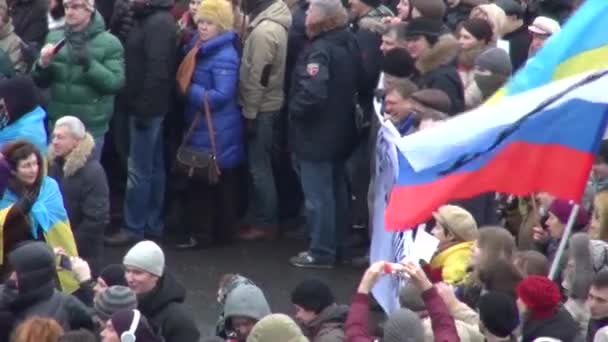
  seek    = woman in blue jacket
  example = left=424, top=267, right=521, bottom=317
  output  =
left=175, top=0, right=244, bottom=249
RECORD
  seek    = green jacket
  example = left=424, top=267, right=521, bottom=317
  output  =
left=32, top=12, right=124, bottom=137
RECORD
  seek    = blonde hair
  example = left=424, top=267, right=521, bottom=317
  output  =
left=11, top=317, right=64, bottom=342
left=196, top=0, right=235, bottom=31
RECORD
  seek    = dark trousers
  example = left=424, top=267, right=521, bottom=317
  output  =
left=178, top=168, right=240, bottom=244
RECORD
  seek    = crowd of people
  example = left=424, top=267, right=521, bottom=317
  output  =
left=0, top=0, right=602, bottom=339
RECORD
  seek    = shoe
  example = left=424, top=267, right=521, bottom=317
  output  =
left=104, top=230, right=142, bottom=247
left=289, top=252, right=334, bottom=269
left=238, top=227, right=278, bottom=241
left=173, top=237, right=199, bottom=250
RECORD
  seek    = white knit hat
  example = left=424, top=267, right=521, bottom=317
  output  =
left=123, top=241, right=165, bottom=277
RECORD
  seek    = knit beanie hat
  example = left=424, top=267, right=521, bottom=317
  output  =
left=291, top=279, right=335, bottom=314
left=475, top=47, right=513, bottom=77
left=478, top=291, right=519, bottom=338
left=111, top=310, right=162, bottom=342
left=410, top=0, right=446, bottom=20
left=383, top=308, right=424, bottom=342
left=461, top=18, right=494, bottom=44
left=405, top=18, right=442, bottom=40
left=381, top=48, right=415, bottom=78
left=549, top=199, right=590, bottom=228
left=95, top=285, right=138, bottom=321
left=64, top=0, right=95, bottom=12
left=8, top=242, right=56, bottom=295
left=0, top=77, right=41, bottom=128
left=433, top=205, right=478, bottom=242
left=516, top=275, right=561, bottom=320
left=99, top=264, right=127, bottom=287
left=410, top=89, right=452, bottom=114
left=123, top=241, right=165, bottom=277
left=246, top=314, right=309, bottom=342
left=196, top=0, right=234, bottom=31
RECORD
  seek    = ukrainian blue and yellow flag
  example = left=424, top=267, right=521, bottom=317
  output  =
left=491, top=0, right=608, bottom=101
left=0, top=177, right=79, bottom=293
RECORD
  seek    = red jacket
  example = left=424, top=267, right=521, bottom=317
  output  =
left=345, top=288, right=460, bottom=342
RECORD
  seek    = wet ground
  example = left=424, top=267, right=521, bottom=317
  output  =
left=105, top=238, right=362, bottom=338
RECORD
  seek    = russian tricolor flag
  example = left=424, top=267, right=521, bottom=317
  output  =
left=384, top=71, right=608, bottom=230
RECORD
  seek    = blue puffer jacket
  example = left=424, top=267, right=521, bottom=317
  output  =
left=184, top=31, right=244, bottom=169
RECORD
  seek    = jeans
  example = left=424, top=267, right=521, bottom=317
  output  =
left=91, top=135, right=105, bottom=162
left=244, top=111, right=279, bottom=228
left=295, top=158, right=349, bottom=263
left=123, top=116, right=165, bottom=237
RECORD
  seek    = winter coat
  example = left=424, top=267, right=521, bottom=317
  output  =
left=414, top=34, right=464, bottom=115
left=431, top=241, right=475, bottom=285
left=48, top=133, right=109, bottom=274
left=288, top=24, right=358, bottom=162
left=565, top=298, right=590, bottom=340
left=239, top=0, right=291, bottom=119
left=137, top=272, right=200, bottom=342
left=285, top=0, right=308, bottom=96
left=8, top=0, right=48, bottom=48
left=502, top=21, right=530, bottom=72
left=0, top=21, right=26, bottom=74
left=300, top=304, right=348, bottom=342
left=589, top=318, right=608, bottom=342
left=32, top=12, right=125, bottom=138
left=0, top=50, right=13, bottom=78
left=177, top=12, right=196, bottom=48
left=345, top=289, right=460, bottom=342
left=350, top=6, right=393, bottom=123
left=123, top=0, right=177, bottom=118
left=521, top=307, right=580, bottom=342
left=184, top=31, right=245, bottom=170
left=109, top=0, right=134, bottom=43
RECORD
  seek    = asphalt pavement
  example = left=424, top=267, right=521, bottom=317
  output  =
left=105, top=239, right=363, bottom=338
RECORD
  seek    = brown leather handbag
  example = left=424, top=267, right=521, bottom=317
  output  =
left=176, top=94, right=221, bottom=184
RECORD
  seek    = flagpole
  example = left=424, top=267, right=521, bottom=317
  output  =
left=548, top=204, right=580, bottom=280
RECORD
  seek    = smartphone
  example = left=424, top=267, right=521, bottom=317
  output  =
left=53, top=39, right=66, bottom=55
left=59, top=254, right=72, bottom=270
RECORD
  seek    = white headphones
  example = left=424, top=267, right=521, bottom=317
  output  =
left=121, top=309, right=141, bottom=342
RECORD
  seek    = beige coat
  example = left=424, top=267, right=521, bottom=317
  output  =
left=238, top=1, right=292, bottom=119
left=0, top=20, right=27, bottom=74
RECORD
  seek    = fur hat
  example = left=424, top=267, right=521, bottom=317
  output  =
left=291, top=279, right=335, bottom=314
left=433, top=205, right=478, bottom=242
left=548, top=199, right=590, bottom=228
left=381, top=48, right=415, bottom=78
left=516, top=275, right=561, bottom=320
left=196, top=0, right=235, bottom=31
left=410, top=0, right=446, bottom=20
left=64, top=0, right=95, bottom=12
left=410, top=89, right=452, bottom=114
left=479, top=291, right=519, bottom=338
left=461, top=18, right=493, bottom=44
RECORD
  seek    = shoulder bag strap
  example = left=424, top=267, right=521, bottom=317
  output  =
left=203, top=93, right=221, bottom=175
left=181, top=109, right=202, bottom=146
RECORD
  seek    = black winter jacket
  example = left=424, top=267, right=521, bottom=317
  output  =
left=138, top=272, right=200, bottom=342
left=48, top=133, right=109, bottom=275
left=123, top=0, right=177, bottom=118
left=289, top=26, right=359, bottom=162
left=8, top=0, right=48, bottom=48
left=503, top=24, right=531, bottom=72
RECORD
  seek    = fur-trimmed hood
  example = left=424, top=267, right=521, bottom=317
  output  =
left=306, top=7, right=349, bottom=39
left=416, top=34, right=460, bottom=75
left=48, top=133, right=95, bottom=177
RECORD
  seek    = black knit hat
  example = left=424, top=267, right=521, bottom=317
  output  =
left=461, top=18, right=493, bottom=44
left=99, top=264, right=127, bottom=287
left=0, top=77, right=41, bottom=127
left=360, top=0, right=381, bottom=8
left=478, top=291, right=519, bottom=338
left=410, top=0, right=446, bottom=20
left=8, top=242, right=56, bottom=295
left=405, top=18, right=442, bottom=40
left=382, top=48, right=415, bottom=78
left=291, top=279, right=335, bottom=314
left=111, top=310, right=162, bottom=342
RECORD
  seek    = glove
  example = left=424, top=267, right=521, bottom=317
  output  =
left=245, top=118, right=256, bottom=139
left=70, top=256, right=92, bottom=283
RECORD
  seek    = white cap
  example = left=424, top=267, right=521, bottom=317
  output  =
left=123, top=241, right=165, bottom=277
left=528, top=16, right=561, bottom=35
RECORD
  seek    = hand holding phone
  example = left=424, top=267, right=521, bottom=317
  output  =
left=59, top=254, right=72, bottom=270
